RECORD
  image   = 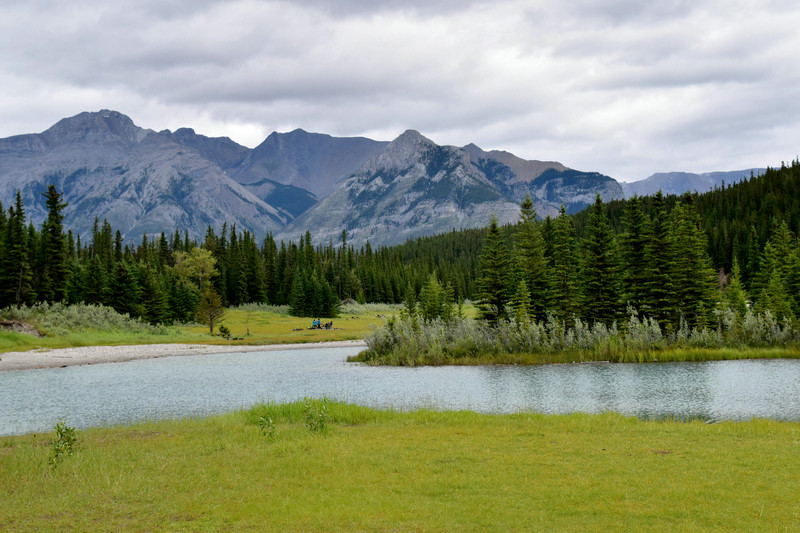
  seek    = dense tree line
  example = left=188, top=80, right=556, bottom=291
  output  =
left=1, top=160, right=799, bottom=329
left=0, top=186, right=475, bottom=323
left=472, top=191, right=719, bottom=330
left=473, top=161, right=800, bottom=329
left=574, top=160, right=800, bottom=288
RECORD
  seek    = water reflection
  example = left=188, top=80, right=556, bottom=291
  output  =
left=1, top=347, right=798, bottom=436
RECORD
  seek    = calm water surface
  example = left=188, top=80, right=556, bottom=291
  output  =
left=1, top=346, right=799, bottom=436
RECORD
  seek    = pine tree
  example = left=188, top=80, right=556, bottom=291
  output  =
left=723, top=259, right=749, bottom=317
left=514, top=194, right=549, bottom=319
left=106, top=262, right=143, bottom=317
left=476, top=216, right=512, bottom=325
left=511, top=279, right=532, bottom=325
left=0, top=192, right=33, bottom=308
left=753, top=221, right=798, bottom=316
left=669, top=193, right=717, bottom=327
left=139, top=266, right=170, bottom=325
left=39, top=185, right=69, bottom=302
left=82, top=256, right=106, bottom=305
left=580, top=194, right=623, bottom=324
left=548, top=206, right=579, bottom=322
left=418, top=273, right=454, bottom=321
left=620, top=195, right=650, bottom=314
left=644, top=191, right=675, bottom=327
left=756, top=270, right=794, bottom=322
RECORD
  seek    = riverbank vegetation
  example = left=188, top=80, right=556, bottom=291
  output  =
left=1, top=402, right=797, bottom=530
left=1, top=161, right=799, bottom=361
left=356, top=162, right=800, bottom=365
left=0, top=302, right=393, bottom=353
left=353, top=310, right=800, bottom=366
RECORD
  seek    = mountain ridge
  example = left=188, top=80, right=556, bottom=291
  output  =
left=3, top=109, right=754, bottom=246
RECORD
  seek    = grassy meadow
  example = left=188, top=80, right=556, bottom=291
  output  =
left=0, top=302, right=397, bottom=354
left=1, top=401, right=798, bottom=531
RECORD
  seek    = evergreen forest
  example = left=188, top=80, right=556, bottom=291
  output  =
left=1, top=160, right=799, bottom=336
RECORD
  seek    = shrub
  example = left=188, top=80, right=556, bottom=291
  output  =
left=357, top=308, right=800, bottom=366
left=1, top=302, right=168, bottom=335
left=50, top=419, right=77, bottom=468
left=304, top=397, right=330, bottom=433
left=258, top=416, right=276, bottom=439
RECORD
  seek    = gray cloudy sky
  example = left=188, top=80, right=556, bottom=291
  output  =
left=1, top=0, right=798, bottom=181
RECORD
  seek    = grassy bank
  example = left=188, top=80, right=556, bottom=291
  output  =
left=1, top=402, right=798, bottom=531
left=0, top=302, right=396, bottom=354
left=351, top=345, right=800, bottom=366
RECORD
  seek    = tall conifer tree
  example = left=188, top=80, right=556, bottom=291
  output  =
left=476, top=215, right=512, bottom=325
left=669, top=193, right=717, bottom=327
left=514, top=194, right=549, bottom=320
left=1, top=192, right=33, bottom=307
left=580, top=194, right=623, bottom=324
left=620, top=195, right=650, bottom=314
left=644, top=191, right=674, bottom=327
left=548, top=206, right=579, bottom=322
left=39, top=185, right=69, bottom=302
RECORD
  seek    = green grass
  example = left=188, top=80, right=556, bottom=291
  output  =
left=0, top=303, right=397, bottom=354
left=1, top=402, right=798, bottom=531
left=352, top=346, right=800, bottom=366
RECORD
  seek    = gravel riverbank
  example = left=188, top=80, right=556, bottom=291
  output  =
left=0, top=340, right=367, bottom=372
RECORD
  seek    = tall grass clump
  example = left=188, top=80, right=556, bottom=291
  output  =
left=233, top=303, right=291, bottom=315
left=354, top=306, right=800, bottom=366
left=0, top=302, right=169, bottom=336
left=339, top=302, right=401, bottom=317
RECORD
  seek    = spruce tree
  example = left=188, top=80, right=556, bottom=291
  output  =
left=139, top=266, right=170, bottom=325
left=756, top=270, right=795, bottom=322
left=723, top=260, right=749, bottom=317
left=511, top=279, right=532, bottom=325
left=476, top=215, right=512, bottom=325
left=620, top=195, right=650, bottom=314
left=548, top=206, right=579, bottom=322
left=0, top=192, right=33, bottom=308
left=40, top=185, right=69, bottom=302
left=580, top=195, right=623, bottom=324
left=514, top=194, right=549, bottom=320
left=644, top=191, right=675, bottom=327
left=669, top=193, right=717, bottom=327
left=753, top=221, right=798, bottom=316
left=82, top=256, right=106, bottom=305
left=106, top=262, right=143, bottom=317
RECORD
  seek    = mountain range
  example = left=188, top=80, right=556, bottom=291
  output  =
left=0, top=110, right=759, bottom=246
left=620, top=169, right=765, bottom=198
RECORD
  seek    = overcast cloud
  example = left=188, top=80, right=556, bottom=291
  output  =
left=1, top=0, right=798, bottom=181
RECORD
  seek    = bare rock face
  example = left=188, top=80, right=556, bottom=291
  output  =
left=231, top=129, right=388, bottom=198
left=0, top=110, right=624, bottom=246
left=0, top=110, right=286, bottom=242
left=278, top=130, right=622, bottom=245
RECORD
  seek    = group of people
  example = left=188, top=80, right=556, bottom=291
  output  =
left=310, top=319, right=333, bottom=330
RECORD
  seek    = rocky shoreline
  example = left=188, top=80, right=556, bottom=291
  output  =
left=0, top=340, right=367, bottom=372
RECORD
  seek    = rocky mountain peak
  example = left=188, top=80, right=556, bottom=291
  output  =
left=363, top=129, right=435, bottom=172
left=0, top=110, right=630, bottom=247
left=42, top=109, right=147, bottom=147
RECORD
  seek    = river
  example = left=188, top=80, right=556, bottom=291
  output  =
left=1, top=346, right=799, bottom=435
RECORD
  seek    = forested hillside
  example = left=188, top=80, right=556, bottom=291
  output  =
left=1, top=160, right=798, bottom=329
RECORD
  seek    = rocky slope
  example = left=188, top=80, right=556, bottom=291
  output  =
left=281, top=130, right=623, bottom=245
left=0, top=111, right=286, bottom=241
left=1, top=110, right=624, bottom=246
